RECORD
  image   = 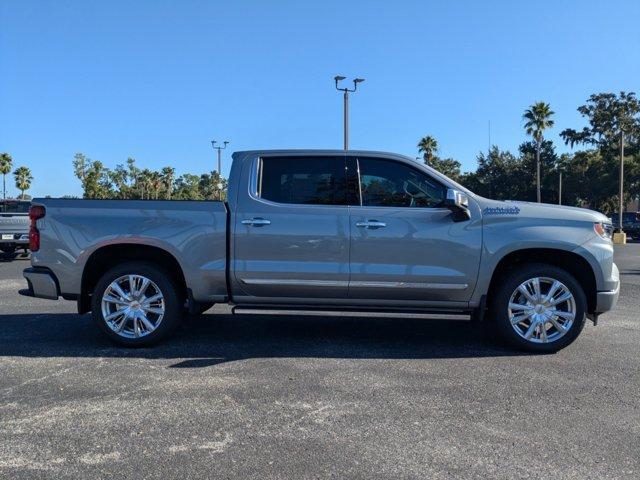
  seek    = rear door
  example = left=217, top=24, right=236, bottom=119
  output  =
left=232, top=154, right=351, bottom=300
left=348, top=156, right=482, bottom=304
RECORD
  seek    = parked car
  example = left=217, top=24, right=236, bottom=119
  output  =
left=0, top=199, right=30, bottom=255
left=610, top=212, right=640, bottom=239
left=20, top=150, right=619, bottom=352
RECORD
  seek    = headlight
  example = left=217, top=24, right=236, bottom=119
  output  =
left=594, top=222, right=613, bottom=240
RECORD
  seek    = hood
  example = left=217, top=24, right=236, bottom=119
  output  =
left=476, top=198, right=609, bottom=223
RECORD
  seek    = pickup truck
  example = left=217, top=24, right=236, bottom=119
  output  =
left=0, top=199, right=30, bottom=255
left=20, top=150, right=620, bottom=352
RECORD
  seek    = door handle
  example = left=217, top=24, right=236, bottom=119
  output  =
left=242, top=218, right=271, bottom=227
left=355, top=220, right=387, bottom=229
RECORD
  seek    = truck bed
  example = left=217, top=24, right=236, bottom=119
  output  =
left=31, top=198, right=229, bottom=302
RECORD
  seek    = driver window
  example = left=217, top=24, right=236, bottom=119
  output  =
left=357, top=158, right=446, bottom=208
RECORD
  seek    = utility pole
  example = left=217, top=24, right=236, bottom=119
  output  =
left=211, top=140, right=229, bottom=201
left=334, top=76, right=364, bottom=150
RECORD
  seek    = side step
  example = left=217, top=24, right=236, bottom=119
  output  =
left=230, top=304, right=472, bottom=320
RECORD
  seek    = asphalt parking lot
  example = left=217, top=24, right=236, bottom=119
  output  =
left=1, top=246, right=638, bottom=479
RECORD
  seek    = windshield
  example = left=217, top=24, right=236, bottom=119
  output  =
left=0, top=200, right=30, bottom=213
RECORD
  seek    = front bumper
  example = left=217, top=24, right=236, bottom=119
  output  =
left=594, top=263, right=620, bottom=314
left=20, top=267, right=60, bottom=300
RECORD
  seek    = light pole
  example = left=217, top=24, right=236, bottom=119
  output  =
left=211, top=140, right=229, bottom=175
left=211, top=140, right=229, bottom=200
left=334, top=76, right=364, bottom=150
left=618, top=131, right=624, bottom=233
left=558, top=169, right=563, bottom=205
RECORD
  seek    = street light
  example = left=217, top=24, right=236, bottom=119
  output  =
left=334, top=75, right=365, bottom=150
left=618, top=131, right=625, bottom=234
left=210, top=140, right=229, bottom=176
left=211, top=140, right=229, bottom=201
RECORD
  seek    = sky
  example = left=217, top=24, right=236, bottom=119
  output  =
left=1, top=0, right=639, bottom=198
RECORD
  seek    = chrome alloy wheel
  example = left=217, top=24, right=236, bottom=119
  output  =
left=100, top=274, right=165, bottom=338
left=507, top=277, right=576, bottom=344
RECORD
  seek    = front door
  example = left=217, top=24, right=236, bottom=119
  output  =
left=233, top=154, right=350, bottom=301
left=348, top=156, right=482, bottom=303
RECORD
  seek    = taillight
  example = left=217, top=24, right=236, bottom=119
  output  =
left=29, top=205, right=45, bottom=251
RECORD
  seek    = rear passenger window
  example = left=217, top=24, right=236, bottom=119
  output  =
left=258, top=157, right=347, bottom=205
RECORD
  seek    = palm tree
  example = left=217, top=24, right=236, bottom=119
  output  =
left=161, top=167, right=175, bottom=200
left=0, top=153, right=13, bottom=200
left=523, top=102, right=555, bottom=202
left=417, top=136, right=438, bottom=166
left=13, top=166, right=33, bottom=199
left=149, top=171, right=162, bottom=200
left=138, top=169, right=153, bottom=199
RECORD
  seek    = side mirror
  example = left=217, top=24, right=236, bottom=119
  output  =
left=444, top=188, right=471, bottom=221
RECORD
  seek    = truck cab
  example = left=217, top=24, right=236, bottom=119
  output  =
left=228, top=151, right=482, bottom=308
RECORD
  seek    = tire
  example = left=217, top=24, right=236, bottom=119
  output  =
left=91, top=261, right=183, bottom=347
left=491, top=263, right=587, bottom=353
left=0, top=246, right=16, bottom=255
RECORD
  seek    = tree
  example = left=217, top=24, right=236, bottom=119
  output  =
left=108, top=164, right=131, bottom=199
left=561, top=92, right=640, bottom=230
left=518, top=140, right=559, bottom=202
left=72, top=153, right=88, bottom=184
left=126, top=157, right=142, bottom=199
left=523, top=102, right=555, bottom=203
left=417, top=136, right=438, bottom=165
left=139, top=169, right=153, bottom=200
left=72, top=153, right=114, bottom=199
left=461, top=147, right=522, bottom=200
left=0, top=152, right=13, bottom=200
left=417, top=135, right=462, bottom=180
left=13, top=166, right=33, bottom=199
left=161, top=167, right=175, bottom=199
left=427, top=157, right=462, bottom=182
left=173, top=174, right=203, bottom=200
left=149, top=171, right=162, bottom=199
left=199, top=171, right=227, bottom=201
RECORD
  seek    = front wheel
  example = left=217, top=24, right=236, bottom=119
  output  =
left=491, top=263, right=587, bottom=353
left=91, top=262, right=183, bottom=347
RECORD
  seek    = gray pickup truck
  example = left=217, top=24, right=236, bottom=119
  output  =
left=20, top=150, right=619, bottom=352
left=0, top=200, right=30, bottom=255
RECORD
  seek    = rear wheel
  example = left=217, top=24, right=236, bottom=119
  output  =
left=91, top=262, right=183, bottom=347
left=491, top=263, right=587, bottom=353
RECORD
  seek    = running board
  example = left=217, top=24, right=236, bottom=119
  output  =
left=230, top=304, right=471, bottom=319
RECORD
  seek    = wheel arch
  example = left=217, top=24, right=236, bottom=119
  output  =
left=79, top=243, right=188, bottom=314
left=486, top=248, right=598, bottom=313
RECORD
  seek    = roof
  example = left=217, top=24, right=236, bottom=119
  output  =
left=233, top=149, right=412, bottom=158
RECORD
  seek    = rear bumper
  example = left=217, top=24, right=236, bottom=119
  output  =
left=20, top=267, right=60, bottom=300
left=0, top=233, right=29, bottom=246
